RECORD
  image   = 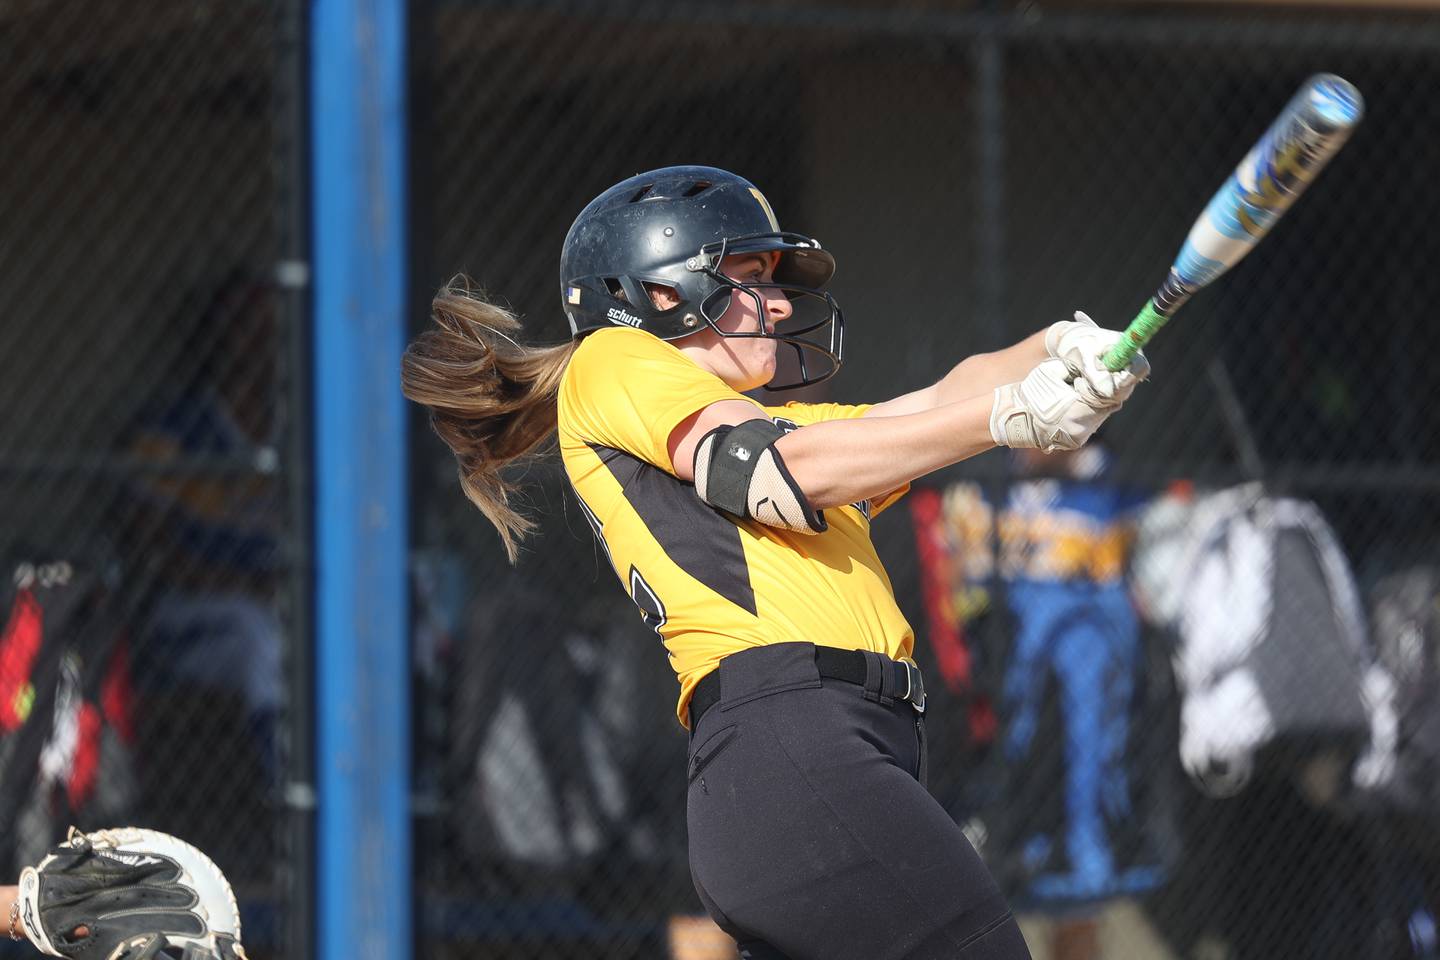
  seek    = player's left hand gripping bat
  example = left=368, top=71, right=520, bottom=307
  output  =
left=1102, top=73, right=1365, bottom=372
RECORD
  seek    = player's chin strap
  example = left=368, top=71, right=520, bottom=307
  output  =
left=693, top=419, right=826, bottom=535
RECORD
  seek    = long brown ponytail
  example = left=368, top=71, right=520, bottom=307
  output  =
left=401, top=277, right=577, bottom=562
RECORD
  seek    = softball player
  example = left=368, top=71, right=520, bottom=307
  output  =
left=403, top=166, right=1149, bottom=960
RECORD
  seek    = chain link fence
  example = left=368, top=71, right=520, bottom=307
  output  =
left=413, top=2, right=1440, bottom=959
left=0, top=2, right=298, bottom=956
left=8, top=1, right=1433, bottom=958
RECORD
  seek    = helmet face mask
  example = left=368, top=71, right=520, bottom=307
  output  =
left=692, top=239, right=844, bottom=391
left=560, top=167, right=844, bottom=390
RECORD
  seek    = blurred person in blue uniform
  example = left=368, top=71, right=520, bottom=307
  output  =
left=126, top=273, right=283, bottom=742
left=914, top=440, right=1167, bottom=960
left=118, top=273, right=285, bottom=877
left=995, top=444, right=1163, bottom=957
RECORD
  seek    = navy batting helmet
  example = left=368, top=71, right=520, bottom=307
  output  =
left=559, top=166, right=842, bottom=389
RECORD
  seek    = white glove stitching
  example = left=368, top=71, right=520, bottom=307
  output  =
left=991, top=359, right=1113, bottom=453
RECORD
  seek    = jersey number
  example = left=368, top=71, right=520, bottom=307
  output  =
left=629, top=566, right=667, bottom=637
left=573, top=486, right=668, bottom=638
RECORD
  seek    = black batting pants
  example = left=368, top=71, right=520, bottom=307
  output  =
left=686, top=643, right=1033, bottom=960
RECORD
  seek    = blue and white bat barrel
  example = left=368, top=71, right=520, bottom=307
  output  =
left=1170, top=73, right=1364, bottom=299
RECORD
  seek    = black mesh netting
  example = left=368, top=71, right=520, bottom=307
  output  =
left=0, top=3, right=297, bottom=957
left=413, top=3, right=1440, bottom=959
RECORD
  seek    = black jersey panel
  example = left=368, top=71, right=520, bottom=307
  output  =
left=591, top=443, right=757, bottom=616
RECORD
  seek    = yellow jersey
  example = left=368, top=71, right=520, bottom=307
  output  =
left=557, top=327, right=912, bottom=726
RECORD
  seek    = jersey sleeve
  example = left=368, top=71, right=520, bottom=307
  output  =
left=561, top=328, right=758, bottom=473
left=764, top=400, right=911, bottom=517
left=866, top=484, right=911, bottom=517
left=764, top=400, right=872, bottom=426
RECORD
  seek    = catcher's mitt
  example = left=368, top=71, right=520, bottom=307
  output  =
left=108, top=932, right=245, bottom=960
left=17, top=827, right=245, bottom=960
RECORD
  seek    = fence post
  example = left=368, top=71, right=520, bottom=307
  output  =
left=311, top=1, right=411, bottom=958
left=277, top=2, right=316, bottom=959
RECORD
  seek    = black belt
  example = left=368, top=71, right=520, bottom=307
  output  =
left=688, top=647, right=926, bottom=729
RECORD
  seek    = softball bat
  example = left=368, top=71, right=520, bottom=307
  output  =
left=1102, top=73, right=1365, bottom=371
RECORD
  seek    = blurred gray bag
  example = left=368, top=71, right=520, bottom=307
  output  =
left=1155, top=485, right=1389, bottom=797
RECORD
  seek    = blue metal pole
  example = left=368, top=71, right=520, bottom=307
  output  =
left=311, top=1, right=410, bottom=958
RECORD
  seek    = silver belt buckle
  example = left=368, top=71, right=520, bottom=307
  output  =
left=898, top=657, right=926, bottom=715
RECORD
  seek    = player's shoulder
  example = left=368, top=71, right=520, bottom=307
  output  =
left=563, top=328, right=645, bottom=395
left=564, top=327, right=716, bottom=401
left=571, top=326, right=677, bottom=367
left=560, top=326, right=744, bottom=434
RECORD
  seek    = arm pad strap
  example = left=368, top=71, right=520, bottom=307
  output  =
left=693, top=419, right=827, bottom=535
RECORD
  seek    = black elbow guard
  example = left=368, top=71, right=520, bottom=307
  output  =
left=692, top=419, right=827, bottom=535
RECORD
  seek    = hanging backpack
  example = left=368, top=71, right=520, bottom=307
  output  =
left=1162, top=485, right=1385, bottom=797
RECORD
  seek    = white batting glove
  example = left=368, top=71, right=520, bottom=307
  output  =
left=1046, top=311, right=1151, bottom=407
left=990, top=358, right=1114, bottom=453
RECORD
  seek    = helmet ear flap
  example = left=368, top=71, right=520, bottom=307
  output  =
left=613, top=275, right=648, bottom=309
left=640, top=280, right=682, bottom=311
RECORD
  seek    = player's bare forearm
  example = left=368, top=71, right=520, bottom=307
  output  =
left=932, top=328, right=1048, bottom=404
left=776, top=394, right=996, bottom=509
left=866, top=328, right=1048, bottom=417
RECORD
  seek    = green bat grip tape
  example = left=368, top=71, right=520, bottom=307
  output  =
left=1102, top=299, right=1169, bottom=372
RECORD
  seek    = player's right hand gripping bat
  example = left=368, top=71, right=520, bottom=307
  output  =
left=1101, top=73, right=1365, bottom=372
